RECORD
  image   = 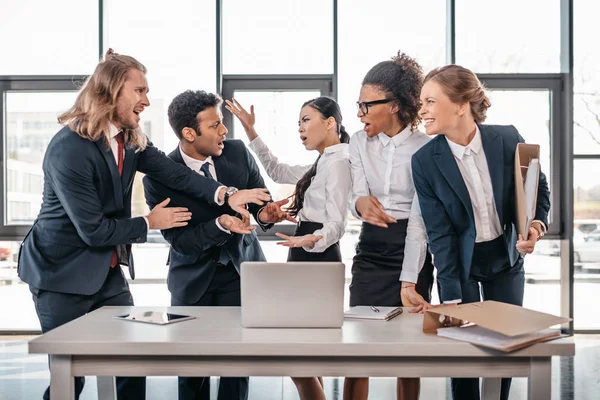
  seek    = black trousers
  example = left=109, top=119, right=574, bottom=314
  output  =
left=451, top=236, right=525, bottom=400
left=30, top=266, right=145, bottom=400
left=171, top=262, right=248, bottom=400
left=350, top=220, right=434, bottom=307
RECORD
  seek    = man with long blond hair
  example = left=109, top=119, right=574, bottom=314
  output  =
left=17, top=49, right=270, bottom=400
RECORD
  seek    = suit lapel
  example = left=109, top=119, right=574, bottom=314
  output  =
left=121, top=146, right=136, bottom=189
left=432, top=137, right=475, bottom=222
left=95, top=140, right=124, bottom=210
left=213, top=155, right=229, bottom=184
left=480, top=124, right=504, bottom=223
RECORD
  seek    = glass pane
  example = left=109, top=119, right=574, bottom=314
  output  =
left=230, top=90, right=320, bottom=204
left=104, top=0, right=217, bottom=152
left=484, top=90, right=559, bottom=316
left=574, top=0, right=600, bottom=154
left=456, top=0, right=560, bottom=73
left=485, top=90, right=552, bottom=224
left=0, top=0, right=98, bottom=75
left=573, top=160, right=600, bottom=329
left=5, top=92, right=79, bottom=225
left=0, top=241, right=40, bottom=330
left=223, top=0, right=333, bottom=74
left=338, top=0, right=446, bottom=135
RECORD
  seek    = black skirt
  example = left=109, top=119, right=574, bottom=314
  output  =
left=287, top=221, right=342, bottom=262
left=350, top=220, right=434, bottom=307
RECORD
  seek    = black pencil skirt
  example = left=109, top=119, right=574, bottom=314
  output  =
left=287, top=221, right=342, bottom=262
left=349, top=220, right=434, bottom=307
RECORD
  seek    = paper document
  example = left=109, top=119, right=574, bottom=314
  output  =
left=436, top=325, right=560, bottom=352
left=523, top=158, right=540, bottom=240
left=344, top=306, right=403, bottom=321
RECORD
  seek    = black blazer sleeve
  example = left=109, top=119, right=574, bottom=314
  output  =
left=47, top=149, right=147, bottom=247
left=137, top=141, right=223, bottom=206
left=142, top=176, right=232, bottom=255
left=412, top=154, right=463, bottom=301
left=242, top=145, right=274, bottom=231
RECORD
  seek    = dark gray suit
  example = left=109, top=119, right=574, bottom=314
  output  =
left=18, top=126, right=223, bottom=400
left=143, top=140, right=271, bottom=400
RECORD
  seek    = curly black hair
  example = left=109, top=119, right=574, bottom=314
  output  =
left=168, top=90, right=222, bottom=139
left=362, top=51, right=424, bottom=130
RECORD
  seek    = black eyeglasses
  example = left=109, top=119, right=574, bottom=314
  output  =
left=356, top=98, right=393, bottom=115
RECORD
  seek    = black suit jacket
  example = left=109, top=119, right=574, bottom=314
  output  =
left=412, top=124, right=551, bottom=301
left=18, top=126, right=222, bottom=295
left=142, top=140, right=271, bottom=304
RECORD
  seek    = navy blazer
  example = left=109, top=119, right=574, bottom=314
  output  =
left=142, top=140, right=270, bottom=304
left=18, top=126, right=222, bottom=295
left=412, top=124, right=550, bottom=302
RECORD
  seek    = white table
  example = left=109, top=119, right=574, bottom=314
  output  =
left=28, top=306, right=574, bottom=400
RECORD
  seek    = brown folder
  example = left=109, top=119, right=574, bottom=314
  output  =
left=423, top=301, right=571, bottom=352
left=514, top=143, right=540, bottom=239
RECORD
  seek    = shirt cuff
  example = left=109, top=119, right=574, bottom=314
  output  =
left=215, top=218, right=231, bottom=234
left=215, top=186, right=226, bottom=206
left=532, top=220, right=547, bottom=233
left=399, top=270, right=419, bottom=284
left=143, top=216, right=149, bottom=231
left=256, top=206, right=268, bottom=225
left=443, top=299, right=462, bottom=304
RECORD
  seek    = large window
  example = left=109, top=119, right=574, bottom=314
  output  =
left=337, top=0, right=446, bottom=134
left=456, top=0, right=561, bottom=73
left=0, top=0, right=98, bottom=75
left=222, top=0, right=334, bottom=75
left=573, top=0, right=600, bottom=330
left=0, top=0, right=587, bottom=333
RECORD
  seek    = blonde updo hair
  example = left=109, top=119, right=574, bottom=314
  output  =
left=424, top=65, right=491, bottom=123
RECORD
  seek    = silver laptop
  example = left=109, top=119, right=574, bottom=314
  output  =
left=241, top=262, right=345, bottom=328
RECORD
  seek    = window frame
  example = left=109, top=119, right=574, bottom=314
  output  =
left=0, top=76, right=85, bottom=240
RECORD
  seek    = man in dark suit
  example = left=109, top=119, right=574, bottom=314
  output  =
left=17, top=50, right=270, bottom=400
left=143, top=90, right=293, bottom=400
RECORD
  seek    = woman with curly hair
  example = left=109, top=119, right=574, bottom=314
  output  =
left=345, top=52, right=435, bottom=400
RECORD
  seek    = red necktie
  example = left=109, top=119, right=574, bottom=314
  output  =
left=110, top=132, right=125, bottom=268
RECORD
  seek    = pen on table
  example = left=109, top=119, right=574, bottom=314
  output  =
left=370, top=305, right=379, bottom=313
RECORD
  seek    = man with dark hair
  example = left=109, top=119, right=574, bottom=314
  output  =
left=18, top=50, right=270, bottom=400
left=143, top=90, right=293, bottom=400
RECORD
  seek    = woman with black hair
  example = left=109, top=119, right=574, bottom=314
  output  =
left=345, top=51, right=435, bottom=400
left=226, top=96, right=351, bottom=400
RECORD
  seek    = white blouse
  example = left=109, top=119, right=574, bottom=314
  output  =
left=248, top=136, right=352, bottom=253
left=349, top=127, right=431, bottom=283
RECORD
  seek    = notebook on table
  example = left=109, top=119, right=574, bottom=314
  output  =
left=344, top=306, right=403, bottom=321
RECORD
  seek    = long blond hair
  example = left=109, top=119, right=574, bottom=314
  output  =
left=58, top=49, right=148, bottom=151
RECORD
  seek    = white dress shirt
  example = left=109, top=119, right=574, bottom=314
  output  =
left=179, top=145, right=231, bottom=234
left=108, top=123, right=150, bottom=230
left=446, top=127, right=503, bottom=243
left=349, top=127, right=431, bottom=283
left=249, top=136, right=352, bottom=253
left=442, top=127, right=503, bottom=304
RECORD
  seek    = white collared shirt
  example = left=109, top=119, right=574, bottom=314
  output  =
left=108, top=123, right=124, bottom=166
left=179, top=145, right=231, bottom=234
left=249, top=137, right=352, bottom=253
left=108, top=123, right=150, bottom=231
left=445, top=127, right=503, bottom=243
left=349, top=127, right=431, bottom=283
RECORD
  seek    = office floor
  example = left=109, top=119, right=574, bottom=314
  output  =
left=0, top=336, right=598, bottom=400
